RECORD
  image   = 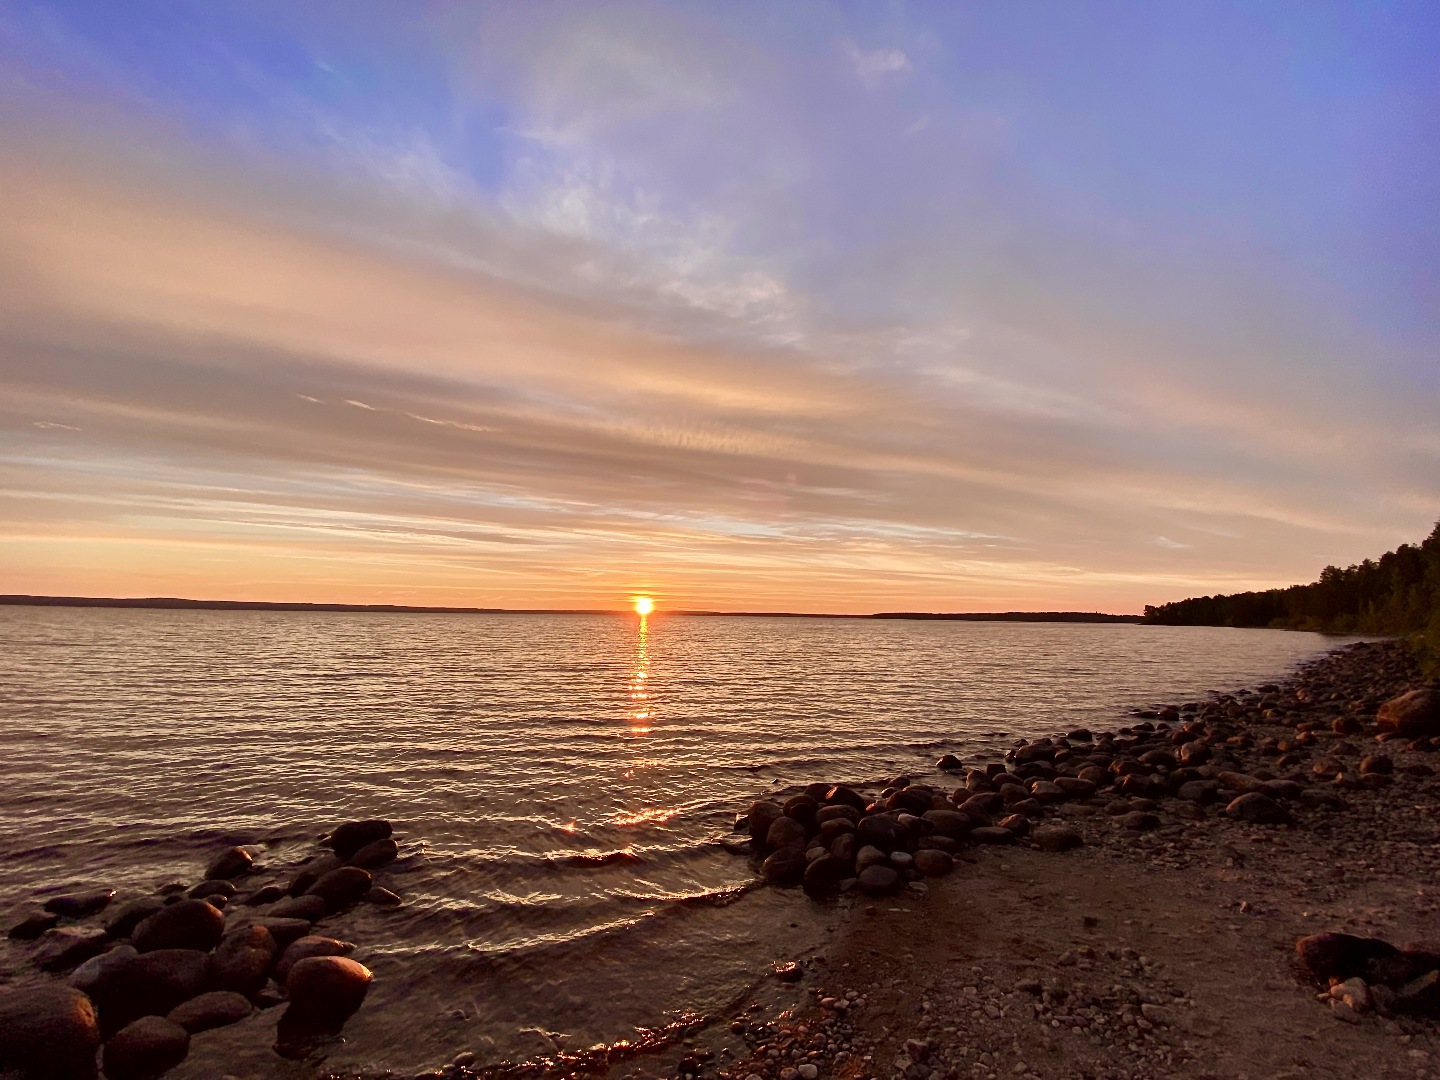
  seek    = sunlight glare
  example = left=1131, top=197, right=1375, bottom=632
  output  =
left=634, top=596, right=654, bottom=616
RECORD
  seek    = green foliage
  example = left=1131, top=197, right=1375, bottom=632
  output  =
left=1144, top=521, right=1440, bottom=676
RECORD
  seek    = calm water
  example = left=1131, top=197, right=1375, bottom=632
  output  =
left=0, top=608, right=1357, bottom=1074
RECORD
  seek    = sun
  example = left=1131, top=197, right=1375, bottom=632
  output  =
left=633, top=596, right=654, bottom=616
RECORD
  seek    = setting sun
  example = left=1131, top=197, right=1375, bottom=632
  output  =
left=633, top=596, right=654, bottom=616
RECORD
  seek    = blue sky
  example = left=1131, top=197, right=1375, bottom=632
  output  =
left=0, top=1, right=1436, bottom=610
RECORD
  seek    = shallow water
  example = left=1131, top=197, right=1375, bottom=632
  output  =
left=0, top=608, right=1360, bottom=1074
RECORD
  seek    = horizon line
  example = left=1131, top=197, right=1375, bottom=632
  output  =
left=0, top=594, right=1146, bottom=623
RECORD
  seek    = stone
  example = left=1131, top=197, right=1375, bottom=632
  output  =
left=762, top=846, right=807, bottom=887
left=275, top=935, right=355, bottom=981
left=0, top=983, right=101, bottom=1079
left=8, top=909, right=60, bottom=940
left=855, top=814, right=908, bottom=853
left=1331, top=977, right=1371, bottom=1014
left=69, top=944, right=139, bottom=995
left=920, top=809, right=971, bottom=837
left=765, top=815, right=809, bottom=852
left=888, top=850, right=913, bottom=870
left=1120, top=811, right=1161, bottom=831
left=816, top=804, right=861, bottom=825
left=209, top=924, right=277, bottom=996
left=936, top=753, right=963, bottom=771
left=268, top=894, right=327, bottom=921
left=87, top=949, right=210, bottom=1032
left=1032, top=825, right=1083, bottom=852
left=35, top=926, right=109, bottom=971
left=44, top=888, right=116, bottom=918
left=103, top=1016, right=190, bottom=1080
left=328, top=819, right=393, bottom=860
left=364, top=886, right=403, bottom=907
left=287, top=853, right=343, bottom=897
left=912, top=849, right=953, bottom=876
left=828, top=832, right=856, bottom=864
left=1359, top=754, right=1394, bottom=775
left=969, top=826, right=1016, bottom=845
left=226, top=915, right=311, bottom=949
left=825, top=785, right=869, bottom=811
left=240, top=885, right=286, bottom=907
left=854, top=844, right=888, bottom=872
left=1028, top=780, right=1067, bottom=802
left=167, top=990, right=253, bottom=1033
left=285, top=956, right=372, bottom=1025
left=306, top=866, right=372, bottom=912
left=204, top=846, right=254, bottom=881
left=187, top=880, right=237, bottom=901
left=1377, top=690, right=1440, bottom=738
left=856, top=865, right=900, bottom=896
left=1053, top=776, right=1097, bottom=798
left=783, top=795, right=820, bottom=829
left=105, top=897, right=166, bottom=939
left=1140, top=1003, right=1173, bottom=1026
left=132, top=899, right=225, bottom=953
left=348, top=836, right=399, bottom=869
left=802, top=855, right=846, bottom=895
left=747, top=800, right=784, bottom=843
left=797, top=1064, right=819, bottom=1080
left=1225, top=792, right=1292, bottom=825
left=1296, top=933, right=1400, bottom=982
left=1177, top=780, right=1220, bottom=804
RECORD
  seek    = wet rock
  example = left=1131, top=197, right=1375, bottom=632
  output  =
left=958, top=793, right=1003, bottom=818
left=284, top=956, right=372, bottom=1026
left=1032, top=825, right=1083, bottom=852
left=8, top=909, right=59, bottom=940
left=103, top=1016, right=190, bottom=1080
left=240, top=884, right=286, bottom=907
left=44, top=888, right=116, bottom=919
left=208, top=924, right=277, bottom=996
left=1053, top=776, right=1097, bottom=798
left=824, top=785, right=868, bottom=811
left=911, top=849, right=953, bottom=876
left=747, top=800, right=784, bottom=843
left=855, top=814, right=907, bottom=853
left=204, top=846, right=254, bottom=881
left=854, top=845, right=888, bottom=872
left=782, top=795, right=820, bottom=829
left=969, top=826, right=1016, bottom=845
left=328, top=819, right=393, bottom=861
left=187, top=880, right=236, bottom=901
left=762, top=846, right=807, bottom=887
left=815, top=804, right=861, bottom=826
left=0, top=984, right=101, bottom=1080
left=1377, top=690, right=1440, bottom=738
left=167, top=990, right=252, bottom=1034
left=1028, top=780, right=1068, bottom=802
left=348, top=836, right=399, bottom=869
left=306, top=866, right=372, bottom=912
left=936, top=753, right=963, bottom=771
left=802, top=854, right=847, bottom=895
left=856, top=865, right=900, bottom=895
left=105, top=897, right=166, bottom=939
left=226, top=916, right=310, bottom=949
left=275, top=935, right=355, bottom=981
left=920, top=809, right=970, bottom=838
left=133, top=899, right=225, bottom=954
left=765, top=815, right=809, bottom=852
left=364, top=886, right=403, bottom=907
left=88, top=949, right=210, bottom=1033
left=69, top=944, right=138, bottom=995
left=267, top=894, right=327, bottom=921
left=1225, top=792, right=1292, bottom=825
left=35, top=926, right=109, bottom=971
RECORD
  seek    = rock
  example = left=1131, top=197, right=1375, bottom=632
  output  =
left=911, top=849, right=953, bottom=876
left=762, top=846, right=807, bottom=887
left=167, top=990, right=253, bottom=1034
left=856, top=814, right=908, bottom=852
left=240, top=885, right=286, bottom=907
left=824, top=785, right=868, bottom=811
left=854, top=845, right=888, bottom=873
left=225, top=916, right=310, bottom=949
left=969, top=826, right=1016, bottom=845
left=1140, top=1003, right=1173, bottom=1026
left=1225, top=792, right=1292, bottom=825
left=1331, top=977, right=1372, bottom=1014
left=285, top=956, right=372, bottom=1025
left=209, top=924, right=277, bottom=996
left=275, top=936, right=354, bottom=981
left=856, top=865, right=900, bottom=895
left=816, top=804, right=861, bottom=825
left=888, top=850, right=913, bottom=870
left=69, top=944, right=138, bottom=995
left=306, top=866, right=372, bottom=912
left=920, top=809, right=971, bottom=837
left=958, top=793, right=1003, bottom=818
left=287, top=854, right=342, bottom=897
left=364, top=887, right=403, bottom=907
left=35, top=926, right=109, bottom=971
left=1120, top=811, right=1161, bottom=832
left=797, top=1064, right=819, bottom=1080
left=1359, top=754, right=1394, bottom=775
left=267, top=894, right=327, bottom=921
left=187, top=880, right=237, bottom=901
left=204, top=846, right=254, bottom=881
left=782, top=795, right=820, bottom=829
left=1032, top=825, right=1083, bottom=852
left=802, top=855, right=846, bottom=895
left=1215, top=771, right=1266, bottom=794
left=1296, top=933, right=1400, bottom=982
left=105, top=898, right=166, bottom=939
left=1053, top=777, right=1097, bottom=798
left=1028, top=780, right=1067, bottom=802
left=87, top=949, right=210, bottom=1032
left=1377, top=690, right=1440, bottom=738
left=828, top=832, right=856, bottom=864
left=328, top=819, right=393, bottom=860
left=103, top=1016, right=190, bottom=1080
left=44, top=889, right=116, bottom=918
left=765, top=815, right=809, bottom=852
left=936, top=753, right=963, bottom=771
left=8, top=909, right=60, bottom=940
left=0, top=983, right=101, bottom=1079
left=747, top=801, right=784, bottom=843
left=348, top=837, right=398, bottom=869
left=1177, top=780, right=1220, bottom=804
left=132, top=900, right=225, bottom=953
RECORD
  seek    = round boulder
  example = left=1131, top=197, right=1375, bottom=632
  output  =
left=328, top=819, right=393, bottom=861
left=0, top=984, right=101, bottom=1080
left=912, top=849, right=954, bottom=876
left=285, top=956, right=372, bottom=1026
left=103, top=1016, right=190, bottom=1080
left=1032, top=825, right=1084, bottom=852
left=167, top=990, right=253, bottom=1034
left=761, top=845, right=806, bottom=887
left=44, top=888, right=116, bottom=919
left=1226, top=792, right=1292, bottom=825
left=305, top=867, right=372, bottom=913
left=1377, top=690, right=1440, bottom=739
left=208, top=924, right=277, bottom=996
left=746, top=801, right=784, bottom=843
left=275, top=936, right=355, bottom=982
left=132, top=899, right=225, bottom=953
left=204, top=847, right=253, bottom=881
left=764, top=815, right=808, bottom=852
left=348, top=837, right=399, bottom=869
left=856, top=865, right=900, bottom=896
left=802, top=854, right=847, bottom=896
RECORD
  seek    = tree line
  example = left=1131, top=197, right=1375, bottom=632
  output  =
left=1143, top=520, right=1440, bottom=676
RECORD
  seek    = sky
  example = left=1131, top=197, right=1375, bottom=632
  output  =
left=0, top=1, right=1437, bottom=614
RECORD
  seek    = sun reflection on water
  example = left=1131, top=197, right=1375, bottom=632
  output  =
left=628, top=613, right=651, bottom=736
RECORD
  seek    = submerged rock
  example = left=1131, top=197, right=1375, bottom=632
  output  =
left=306, top=866, right=372, bottom=912
left=44, top=888, right=116, bottom=919
left=204, top=846, right=254, bottom=881
left=328, top=819, right=392, bottom=861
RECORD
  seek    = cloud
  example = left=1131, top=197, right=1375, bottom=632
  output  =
left=842, top=42, right=912, bottom=88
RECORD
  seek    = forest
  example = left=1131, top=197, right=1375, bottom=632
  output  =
left=1144, top=520, right=1440, bottom=676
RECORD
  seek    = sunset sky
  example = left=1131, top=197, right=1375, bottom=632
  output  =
left=1, top=2, right=1437, bottom=613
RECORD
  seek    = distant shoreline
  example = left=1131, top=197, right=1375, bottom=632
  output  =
left=0, top=594, right=1144, bottom=623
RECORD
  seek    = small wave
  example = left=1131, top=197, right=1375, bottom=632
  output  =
left=560, top=850, right=645, bottom=868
